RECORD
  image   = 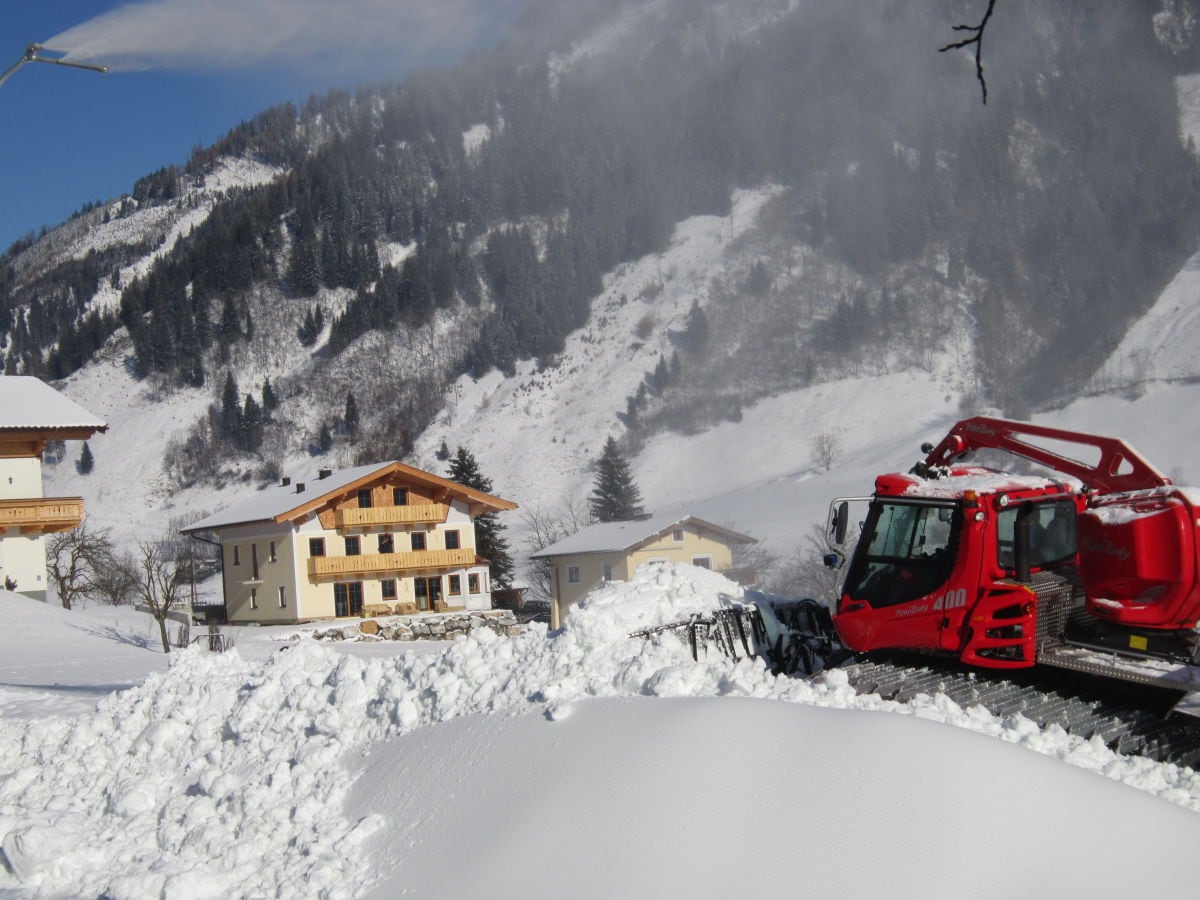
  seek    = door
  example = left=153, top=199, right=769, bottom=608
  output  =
left=414, top=576, right=443, bottom=611
left=334, top=582, right=364, bottom=617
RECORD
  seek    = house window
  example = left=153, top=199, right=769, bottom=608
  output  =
left=672, top=528, right=685, bottom=542
left=251, top=544, right=260, bottom=580
left=444, top=529, right=461, bottom=550
left=249, top=588, right=258, bottom=609
left=381, top=579, right=397, bottom=601
left=378, top=533, right=394, bottom=554
left=692, top=555, right=713, bottom=570
left=602, top=563, right=614, bottom=582
left=448, top=574, right=462, bottom=595
left=358, top=489, right=373, bottom=508
left=411, top=532, right=427, bottom=551
left=468, top=573, right=481, bottom=593
left=393, top=487, right=408, bottom=506
left=309, top=537, right=326, bottom=557
left=233, top=545, right=241, bottom=566
left=278, top=586, right=287, bottom=608
left=345, top=536, right=361, bottom=556
left=269, top=541, right=277, bottom=563
left=567, top=566, right=581, bottom=584
left=334, top=582, right=364, bottom=617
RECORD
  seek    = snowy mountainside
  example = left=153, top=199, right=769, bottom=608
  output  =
left=21, top=0, right=1200, bottom=572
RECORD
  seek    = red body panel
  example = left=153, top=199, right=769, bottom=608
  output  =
left=1079, top=489, right=1200, bottom=629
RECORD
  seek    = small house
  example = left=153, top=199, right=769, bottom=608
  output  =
left=531, top=514, right=757, bottom=628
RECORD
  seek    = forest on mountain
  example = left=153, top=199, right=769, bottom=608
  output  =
left=1, top=0, right=1198, bottom=477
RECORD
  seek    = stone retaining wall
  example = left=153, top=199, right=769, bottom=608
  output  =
left=309, top=609, right=521, bottom=643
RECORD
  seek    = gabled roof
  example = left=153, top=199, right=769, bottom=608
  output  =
left=529, top=514, right=756, bottom=558
left=182, top=460, right=517, bottom=533
left=0, top=376, right=107, bottom=436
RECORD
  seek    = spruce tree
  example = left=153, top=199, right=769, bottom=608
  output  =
left=242, top=394, right=263, bottom=451
left=344, top=391, right=360, bottom=439
left=261, top=377, right=279, bottom=413
left=77, top=442, right=94, bottom=475
left=317, top=422, right=333, bottom=453
left=448, top=446, right=514, bottom=589
left=589, top=436, right=645, bottom=522
left=220, top=372, right=241, bottom=440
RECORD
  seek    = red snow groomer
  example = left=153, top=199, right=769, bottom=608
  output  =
left=824, top=417, right=1200, bottom=695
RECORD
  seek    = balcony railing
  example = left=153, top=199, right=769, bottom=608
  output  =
left=308, top=547, right=475, bottom=579
left=0, top=497, right=84, bottom=534
left=334, top=503, right=449, bottom=529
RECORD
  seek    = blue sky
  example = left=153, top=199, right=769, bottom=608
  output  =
left=0, top=0, right=528, bottom=253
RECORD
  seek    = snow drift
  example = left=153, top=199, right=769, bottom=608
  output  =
left=2, top=565, right=1200, bottom=897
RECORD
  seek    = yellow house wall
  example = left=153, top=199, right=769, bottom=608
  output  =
left=628, top=530, right=733, bottom=572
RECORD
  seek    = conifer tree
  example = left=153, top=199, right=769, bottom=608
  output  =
left=220, top=372, right=241, bottom=440
left=448, top=446, right=514, bottom=589
left=242, top=394, right=264, bottom=451
left=261, top=377, right=279, bottom=413
left=77, top=442, right=94, bottom=475
left=589, top=437, right=645, bottom=522
left=317, top=422, right=333, bottom=453
left=344, top=391, right=360, bottom=439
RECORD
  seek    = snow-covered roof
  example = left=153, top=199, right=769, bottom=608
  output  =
left=531, top=514, right=755, bottom=558
left=183, top=460, right=516, bottom=533
left=0, top=376, right=107, bottom=433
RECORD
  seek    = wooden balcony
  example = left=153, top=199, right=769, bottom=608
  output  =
left=0, top=497, right=85, bottom=535
left=308, top=547, right=475, bottom=579
left=331, top=503, right=449, bottom=529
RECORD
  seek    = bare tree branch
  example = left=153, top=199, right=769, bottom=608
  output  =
left=939, top=0, right=998, bottom=105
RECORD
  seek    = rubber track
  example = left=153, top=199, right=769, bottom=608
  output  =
left=835, top=652, right=1200, bottom=768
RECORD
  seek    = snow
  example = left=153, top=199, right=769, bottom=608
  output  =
left=3, top=566, right=1200, bottom=898
left=0, top=592, right=168, bottom=719
left=0, top=376, right=106, bottom=431
left=1178, top=73, right=1200, bottom=153
left=461, top=122, right=491, bottom=156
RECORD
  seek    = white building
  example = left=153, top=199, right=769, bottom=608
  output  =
left=182, top=461, right=517, bottom=624
left=0, top=376, right=107, bottom=601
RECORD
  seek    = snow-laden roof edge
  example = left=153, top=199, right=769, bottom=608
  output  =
left=182, top=460, right=517, bottom=533
left=0, top=376, right=107, bottom=432
left=531, top=514, right=756, bottom=558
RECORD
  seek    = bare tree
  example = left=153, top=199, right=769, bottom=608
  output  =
left=90, top=550, right=141, bottom=606
left=939, top=0, right=998, bottom=104
left=762, top=524, right=845, bottom=604
left=46, top=524, right=115, bottom=610
left=127, top=542, right=188, bottom=653
left=523, top=498, right=592, bottom=605
left=810, top=431, right=842, bottom=473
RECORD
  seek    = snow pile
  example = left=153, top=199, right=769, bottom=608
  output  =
left=3, top=564, right=1200, bottom=896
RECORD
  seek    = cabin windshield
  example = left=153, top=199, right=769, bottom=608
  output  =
left=843, top=500, right=961, bottom=607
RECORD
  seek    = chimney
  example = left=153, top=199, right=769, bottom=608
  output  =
left=295, top=482, right=306, bottom=493
left=280, top=476, right=291, bottom=487
left=318, top=468, right=332, bottom=479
